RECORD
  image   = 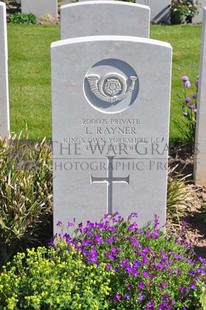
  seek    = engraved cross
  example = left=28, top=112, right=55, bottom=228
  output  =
left=91, top=156, right=129, bottom=215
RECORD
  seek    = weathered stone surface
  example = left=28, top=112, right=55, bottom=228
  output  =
left=61, top=1, right=150, bottom=39
left=51, top=35, right=172, bottom=233
left=136, top=0, right=171, bottom=24
left=194, top=8, right=206, bottom=185
left=0, top=2, right=10, bottom=138
left=21, top=0, right=58, bottom=19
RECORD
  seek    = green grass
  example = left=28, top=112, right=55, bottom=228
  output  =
left=8, top=24, right=201, bottom=141
left=151, top=24, right=201, bottom=142
left=8, top=24, right=60, bottom=139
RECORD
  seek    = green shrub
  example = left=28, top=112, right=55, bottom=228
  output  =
left=0, top=135, right=52, bottom=266
left=167, top=164, right=191, bottom=222
left=0, top=239, right=112, bottom=310
left=54, top=213, right=206, bottom=309
left=199, top=283, right=206, bottom=310
left=8, top=13, right=38, bottom=24
left=171, top=0, right=199, bottom=24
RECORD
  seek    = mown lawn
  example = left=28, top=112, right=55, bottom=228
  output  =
left=8, top=24, right=202, bottom=141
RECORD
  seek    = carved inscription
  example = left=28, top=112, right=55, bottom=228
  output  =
left=86, top=73, right=137, bottom=104
left=91, top=156, right=129, bottom=214
left=84, top=59, right=139, bottom=113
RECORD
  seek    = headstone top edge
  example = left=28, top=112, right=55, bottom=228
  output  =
left=0, top=2, right=6, bottom=9
left=61, top=1, right=150, bottom=11
left=51, top=35, right=172, bottom=50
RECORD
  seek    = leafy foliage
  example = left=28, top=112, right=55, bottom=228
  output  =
left=167, top=164, right=191, bottom=222
left=0, top=241, right=112, bottom=309
left=52, top=213, right=206, bottom=309
left=7, top=12, right=38, bottom=24
left=174, top=75, right=198, bottom=143
left=171, top=0, right=199, bottom=24
left=0, top=134, right=52, bottom=266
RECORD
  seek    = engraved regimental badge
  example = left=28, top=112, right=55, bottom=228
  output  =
left=84, top=59, right=139, bottom=114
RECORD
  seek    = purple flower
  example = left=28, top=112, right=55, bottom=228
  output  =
left=56, top=220, right=62, bottom=226
left=154, top=214, right=160, bottom=228
left=185, top=97, right=191, bottom=103
left=146, top=300, right=155, bottom=309
left=106, top=263, right=112, bottom=270
left=105, top=236, right=116, bottom=244
left=182, top=76, right=189, bottom=82
left=138, top=282, right=145, bottom=290
left=67, top=221, right=74, bottom=227
left=142, top=270, right=149, bottom=277
left=173, top=268, right=181, bottom=275
left=179, top=286, right=184, bottom=293
left=188, top=103, right=194, bottom=109
left=126, top=265, right=138, bottom=277
left=197, top=267, right=206, bottom=274
left=82, top=239, right=92, bottom=246
left=194, top=109, right=197, bottom=114
left=87, top=246, right=98, bottom=263
left=160, top=282, right=167, bottom=288
left=191, top=282, right=196, bottom=290
left=133, top=260, right=142, bottom=268
left=103, top=214, right=109, bottom=219
left=138, top=293, right=145, bottom=301
left=126, top=284, right=132, bottom=290
left=94, top=233, right=102, bottom=245
left=184, top=80, right=191, bottom=88
left=114, top=293, right=121, bottom=301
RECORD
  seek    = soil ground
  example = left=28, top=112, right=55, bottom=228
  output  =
left=168, top=144, right=206, bottom=258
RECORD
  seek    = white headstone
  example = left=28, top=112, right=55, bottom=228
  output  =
left=60, top=1, right=150, bottom=39
left=51, top=35, right=172, bottom=233
left=192, top=0, right=206, bottom=24
left=21, top=0, right=58, bottom=19
left=0, top=2, right=10, bottom=138
left=194, top=7, right=206, bottom=185
left=136, top=0, right=171, bottom=24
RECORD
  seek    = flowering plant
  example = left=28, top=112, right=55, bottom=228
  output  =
left=171, top=0, right=199, bottom=24
left=53, top=213, right=206, bottom=309
left=0, top=241, right=113, bottom=309
left=175, top=75, right=198, bottom=143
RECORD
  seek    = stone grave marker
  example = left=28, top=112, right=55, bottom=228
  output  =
left=60, top=1, right=150, bottom=39
left=0, top=2, right=10, bottom=138
left=194, top=7, right=206, bottom=185
left=21, top=0, right=58, bottom=19
left=51, top=35, right=172, bottom=233
left=193, top=0, right=206, bottom=23
left=136, top=0, right=171, bottom=24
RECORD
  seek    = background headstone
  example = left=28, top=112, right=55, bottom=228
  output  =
left=0, top=2, right=10, bottom=138
left=192, top=0, right=206, bottom=23
left=60, top=1, right=150, bottom=39
left=51, top=35, right=172, bottom=233
left=136, top=0, right=171, bottom=24
left=194, top=7, right=206, bottom=185
left=21, top=0, right=58, bottom=19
